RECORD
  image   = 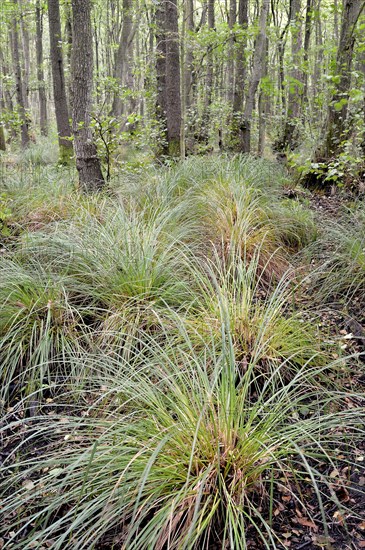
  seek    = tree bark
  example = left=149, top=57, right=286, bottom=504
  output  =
left=302, top=0, right=313, bottom=104
left=227, top=0, right=237, bottom=103
left=71, top=0, right=105, bottom=191
left=278, top=0, right=303, bottom=150
left=241, top=0, right=270, bottom=153
left=36, top=0, right=48, bottom=136
left=155, top=2, right=168, bottom=155
left=165, top=0, right=181, bottom=157
left=321, top=0, right=365, bottom=159
left=111, top=0, right=136, bottom=119
left=19, top=0, right=30, bottom=112
left=201, top=0, right=215, bottom=142
left=184, top=0, right=195, bottom=112
left=232, top=0, right=249, bottom=149
left=0, top=78, right=5, bottom=150
left=48, top=0, right=73, bottom=163
left=0, top=126, right=5, bottom=152
left=11, top=2, right=30, bottom=149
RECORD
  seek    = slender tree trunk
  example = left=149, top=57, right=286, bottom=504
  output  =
left=48, top=0, right=73, bottom=163
left=0, top=47, right=17, bottom=142
left=202, top=0, right=215, bottom=142
left=0, top=79, right=6, bottom=151
left=279, top=0, right=303, bottom=150
left=362, top=44, right=365, bottom=156
left=241, top=0, right=270, bottom=153
left=71, top=0, right=105, bottom=191
left=277, top=22, right=290, bottom=115
left=227, top=0, right=237, bottom=103
left=232, top=0, right=248, bottom=150
left=155, top=3, right=168, bottom=155
left=334, top=0, right=339, bottom=42
left=302, top=0, right=313, bottom=104
left=19, top=0, right=30, bottom=111
left=64, top=0, right=73, bottom=71
left=0, top=126, right=5, bottom=152
left=184, top=0, right=194, bottom=112
left=36, top=0, right=48, bottom=136
left=321, top=0, right=365, bottom=159
left=111, top=0, right=136, bottom=118
left=258, top=37, right=268, bottom=155
left=11, top=3, right=30, bottom=148
left=165, top=0, right=181, bottom=157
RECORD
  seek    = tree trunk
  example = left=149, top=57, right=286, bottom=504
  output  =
left=11, top=2, right=30, bottom=149
left=362, top=41, right=365, bottom=157
left=0, top=78, right=6, bottom=150
left=155, top=2, right=168, bottom=155
left=201, top=0, right=215, bottom=142
left=0, top=125, right=5, bottom=152
left=36, top=0, right=48, bottom=136
left=19, top=0, right=30, bottom=112
left=227, top=0, right=237, bottom=103
left=111, top=0, right=136, bottom=119
left=302, top=0, right=313, bottom=104
left=48, top=0, right=73, bottom=163
left=165, top=0, right=181, bottom=157
left=278, top=0, right=303, bottom=150
left=241, top=0, right=270, bottom=153
left=71, top=0, right=105, bottom=191
left=232, top=0, right=249, bottom=149
left=321, top=0, right=365, bottom=159
left=258, top=37, right=268, bottom=155
left=184, top=0, right=194, bottom=113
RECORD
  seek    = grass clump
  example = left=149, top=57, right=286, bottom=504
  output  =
left=180, top=251, right=325, bottom=376
left=1, top=336, right=363, bottom=549
left=20, top=203, right=199, bottom=310
left=195, top=176, right=317, bottom=284
left=311, top=205, right=365, bottom=311
left=0, top=257, right=89, bottom=405
left=1, top=154, right=363, bottom=550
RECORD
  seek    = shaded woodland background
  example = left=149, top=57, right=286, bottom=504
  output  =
left=1, top=0, right=365, bottom=190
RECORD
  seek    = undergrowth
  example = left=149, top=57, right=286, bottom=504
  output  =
left=0, top=154, right=364, bottom=549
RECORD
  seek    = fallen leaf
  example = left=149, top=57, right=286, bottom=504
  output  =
left=296, top=517, right=318, bottom=532
left=312, top=534, right=335, bottom=547
left=274, top=502, right=285, bottom=516
left=333, top=510, right=345, bottom=525
left=359, top=541, right=365, bottom=548
left=330, top=469, right=340, bottom=478
left=334, top=485, right=350, bottom=502
left=359, top=521, right=365, bottom=530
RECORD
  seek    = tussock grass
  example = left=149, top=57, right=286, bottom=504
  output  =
left=0, top=153, right=362, bottom=550
left=1, top=335, right=363, bottom=549
left=310, top=205, right=365, bottom=310
left=19, top=203, right=200, bottom=309
left=0, top=257, right=91, bottom=404
left=176, top=250, right=326, bottom=376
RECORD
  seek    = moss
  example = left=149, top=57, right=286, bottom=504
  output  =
left=59, top=143, right=74, bottom=166
left=168, top=138, right=180, bottom=159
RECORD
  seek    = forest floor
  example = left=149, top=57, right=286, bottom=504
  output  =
left=0, top=153, right=364, bottom=549
left=264, top=190, right=365, bottom=550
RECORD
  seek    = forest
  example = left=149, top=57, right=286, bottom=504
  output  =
left=0, top=0, right=365, bottom=548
